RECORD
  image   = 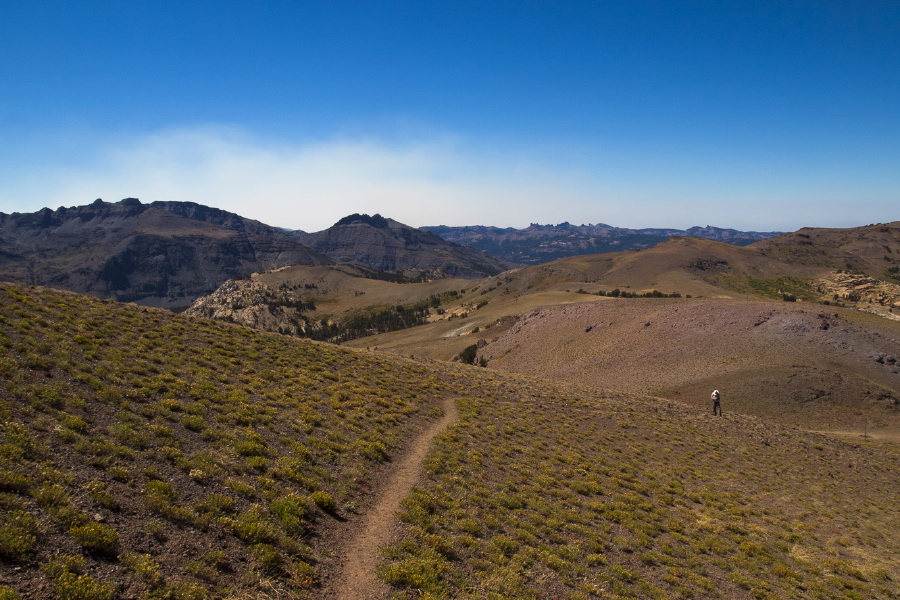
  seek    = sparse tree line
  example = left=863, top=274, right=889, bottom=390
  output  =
left=281, top=292, right=467, bottom=344
left=574, top=288, right=684, bottom=298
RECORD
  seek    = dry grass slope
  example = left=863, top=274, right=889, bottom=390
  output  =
left=383, top=383, right=900, bottom=599
left=0, top=282, right=449, bottom=599
left=1, top=283, right=898, bottom=600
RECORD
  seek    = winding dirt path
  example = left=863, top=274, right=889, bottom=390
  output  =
left=325, top=396, right=458, bottom=600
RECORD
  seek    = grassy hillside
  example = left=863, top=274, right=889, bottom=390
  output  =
left=383, top=385, right=900, bottom=599
left=0, top=282, right=447, bottom=599
left=1, top=283, right=898, bottom=599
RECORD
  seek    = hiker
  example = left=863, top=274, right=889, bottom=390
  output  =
left=711, top=389, right=722, bottom=416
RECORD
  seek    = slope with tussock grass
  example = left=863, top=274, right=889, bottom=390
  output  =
left=2, top=282, right=898, bottom=600
left=381, top=386, right=900, bottom=599
left=0, top=282, right=448, bottom=599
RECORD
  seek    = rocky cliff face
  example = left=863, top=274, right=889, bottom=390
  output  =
left=0, top=198, right=326, bottom=309
left=298, top=214, right=511, bottom=278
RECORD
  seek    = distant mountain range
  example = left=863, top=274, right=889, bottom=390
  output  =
left=424, top=222, right=782, bottom=265
left=0, top=200, right=508, bottom=309
left=14, top=198, right=890, bottom=313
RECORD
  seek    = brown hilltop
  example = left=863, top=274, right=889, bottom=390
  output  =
left=750, top=220, right=900, bottom=276
left=297, top=213, right=511, bottom=279
left=500, top=235, right=825, bottom=298
left=478, top=297, right=900, bottom=436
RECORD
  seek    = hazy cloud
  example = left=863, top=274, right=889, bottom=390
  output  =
left=0, top=126, right=893, bottom=233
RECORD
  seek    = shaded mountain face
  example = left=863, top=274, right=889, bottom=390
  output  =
left=298, top=214, right=511, bottom=278
left=0, top=198, right=326, bottom=309
left=423, top=222, right=782, bottom=265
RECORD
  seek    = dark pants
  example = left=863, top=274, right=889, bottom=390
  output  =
left=713, top=401, right=722, bottom=416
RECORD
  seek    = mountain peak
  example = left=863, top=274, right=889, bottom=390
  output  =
left=334, top=213, right=390, bottom=228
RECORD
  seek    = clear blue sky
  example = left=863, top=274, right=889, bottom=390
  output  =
left=1, top=1, right=898, bottom=232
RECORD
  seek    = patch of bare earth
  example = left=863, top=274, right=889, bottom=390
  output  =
left=478, top=297, right=900, bottom=434
left=319, top=396, right=458, bottom=599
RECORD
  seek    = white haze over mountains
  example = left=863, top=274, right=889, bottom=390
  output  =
left=0, top=125, right=892, bottom=234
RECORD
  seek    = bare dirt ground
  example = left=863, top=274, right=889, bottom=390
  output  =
left=477, top=297, right=900, bottom=434
left=319, top=396, right=458, bottom=599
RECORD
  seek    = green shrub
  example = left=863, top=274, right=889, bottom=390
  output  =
left=69, top=522, right=119, bottom=556
left=121, top=552, right=163, bottom=587
left=234, top=440, right=269, bottom=457
left=459, top=345, right=478, bottom=365
left=108, top=467, right=132, bottom=483
left=51, top=572, right=115, bottom=600
left=42, top=556, right=115, bottom=600
left=32, top=483, right=70, bottom=507
left=224, top=477, right=256, bottom=498
left=352, top=439, right=389, bottom=462
left=156, top=580, right=209, bottom=600
left=144, top=480, right=177, bottom=503
left=84, top=480, right=119, bottom=510
left=309, top=491, right=336, bottom=513
left=181, top=414, right=207, bottom=432
left=231, top=508, right=280, bottom=545
left=41, top=555, right=85, bottom=580
left=0, top=510, right=37, bottom=560
left=202, top=550, right=228, bottom=571
left=185, top=560, right=216, bottom=581
left=377, top=550, right=452, bottom=596
left=59, top=414, right=90, bottom=432
left=250, top=543, right=284, bottom=573
left=0, top=469, right=30, bottom=494
left=0, top=585, right=22, bottom=600
left=194, top=493, right=235, bottom=516
left=270, top=494, right=307, bottom=535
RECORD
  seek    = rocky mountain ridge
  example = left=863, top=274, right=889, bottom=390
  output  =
left=0, top=198, right=328, bottom=309
left=297, top=213, right=511, bottom=278
left=424, top=221, right=781, bottom=264
left=0, top=203, right=508, bottom=310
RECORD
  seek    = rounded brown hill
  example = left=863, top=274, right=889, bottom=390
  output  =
left=479, top=297, right=900, bottom=435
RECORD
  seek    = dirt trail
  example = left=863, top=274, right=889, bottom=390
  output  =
left=324, top=396, right=458, bottom=600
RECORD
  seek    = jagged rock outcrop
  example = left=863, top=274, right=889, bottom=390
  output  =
left=298, top=214, right=511, bottom=278
left=0, top=198, right=326, bottom=309
left=185, top=278, right=314, bottom=335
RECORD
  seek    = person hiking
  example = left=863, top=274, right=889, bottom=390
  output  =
left=711, top=389, right=722, bottom=416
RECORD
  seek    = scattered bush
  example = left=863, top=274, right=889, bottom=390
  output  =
left=69, top=522, right=119, bottom=556
left=459, top=345, right=478, bottom=365
left=42, top=555, right=115, bottom=600
left=250, top=543, right=284, bottom=573
left=0, top=510, right=37, bottom=560
left=121, top=552, right=163, bottom=587
left=0, top=586, right=22, bottom=600
left=309, top=491, right=336, bottom=513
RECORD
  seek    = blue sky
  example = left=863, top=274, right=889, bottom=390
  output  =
left=1, top=1, right=898, bottom=232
